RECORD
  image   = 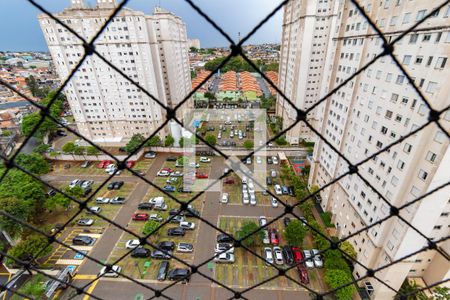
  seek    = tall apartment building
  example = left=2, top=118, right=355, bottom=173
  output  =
left=276, top=0, right=340, bottom=144
left=305, top=0, right=450, bottom=298
left=38, top=0, right=191, bottom=144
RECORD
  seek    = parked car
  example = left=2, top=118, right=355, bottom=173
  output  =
left=166, top=156, right=178, bottom=161
left=246, top=157, right=251, bottom=164
left=272, top=156, right=278, bottom=164
left=96, top=197, right=110, bottom=204
left=170, top=171, right=183, bottom=177
left=157, top=241, right=175, bottom=251
left=138, top=202, right=153, bottom=210
left=87, top=206, right=101, bottom=214
left=125, top=239, right=140, bottom=249
left=167, top=227, right=185, bottom=236
left=99, top=265, right=121, bottom=278
left=217, top=233, right=233, bottom=243
left=179, top=221, right=195, bottom=230
left=157, top=261, right=169, bottom=281
left=273, top=246, right=284, bottom=265
left=282, top=246, right=294, bottom=265
left=312, top=249, right=323, bottom=268
left=256, top=156, right=262, bottom=164
left=184, top=207, right=200, bottom=218
left=151, top=250, right=171, bottom=259
left=269, top=228, right=279, bottom=245
left=72, top=235, right=94, bottom=246
left=177, top=242, right=193, bottom=253
left=264, top=247, right=274, bottom=265
left=271, top=197, right=278, bottom=208
left=271, top=170, right=277, bottom=178
left=131, top=247, right=151, bottom=258
left=110, top=197, right=126, bottom=204
left=126, top=160, right=136, bottom=168
left=303, top=250, right=315, bottom=268
left=221, top=193, right=229, bottom=204
left=144, top=151, right=156, bottom=159
left=297, top=266, right=309, bottom=284
left=69, top=179, right=80, bottom=189
left=82, top=187, right=92, bottom=197
left=177, top=186, right=192, bottom=193
left=162, top=185, right=176, bottom=192
left=167, top=215, right=184, bottom=224
left=288, top=186, right=296, bottom=197
left=215, top=243, right=234, bottom=254
left=195, top=172, right=209, bottom=179
left=250, top=193, right=256, bottom=206
left=77, top=218, right=94, bottom=226
left=262, top=230, right=270, bottom=245
left=149, top=213, right=163, bottom=222
left=242, top=192, right=249, bottom=205
left=80, top=161, right=91, bottom=168
left=267, top=157, right=273, bottom=164
left=132, top=213, right=149, bottom=221
left=274, top=184, right=282, bottom=195
left=154, top=203, right=168, bottom=211
left=157, top=170, right=171, bottom=177
left=199, top=157, right=210, bottom=163
left=149, top=196, right=165, bottom=205
left=214, top=252, right=235, bottom=263
left=266, top=177, right=273, bottom=185
left=259, top=216, right=267, bottom=227
left=283, top=217, right=291, bottom=228
left=291, top=247, right=303, bottom=264
left=167, top=268, right=190, bottom=281
left=223, top=178, right=235, bottom=184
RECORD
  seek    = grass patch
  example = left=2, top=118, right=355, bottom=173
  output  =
left=320, top=212, right=335, bottom=228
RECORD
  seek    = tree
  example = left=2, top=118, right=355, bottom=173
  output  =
left=178, top=137, right=185, bottom=148
left=45, top=186, right=82, bottom=210
left=236, top=221, right=263, bottom=247
left=433, top=287, right=450, bottom=300
left=86, top=146, right=100, bottom=156
left=145, top=135, right=161, bottom=147
left=189, top=46, right=198, bottom=53
left=243, top=140, right=254, bottom=150
left=204, top=134, right=216, bottom=146
left=142, top=220, right=159, bottom=236
left=21, top=113, right=57, bottom=140
left=62, top=142, right=76, bottom=154
left=164, top=135, right=175, bottom=147
left=396, top=280, right=428, bottom=300
left=283, top=220, right=307, bottom=246
left=11, top=274, right=46, bottom=300
left=339, top=240, right=357, bottom=261
left=73, top=146, right=85, bottom=156
left=6, top=235, right=52, bottom=267
left=0, top=197, right=33, bottom=238
left=204, top=92, right=215, bottom=100
left=125, top=134, right=145, bottom=154
left=324, top=269, right=356, bottom=300
left=33, top=144, right=50, bottom=154
left=15, top=153, right=50, bottom=175
left=265, top=62, right=279, bottom=72
left=275, top=136, right=288, bottom=145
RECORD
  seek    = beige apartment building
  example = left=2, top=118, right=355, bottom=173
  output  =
left=304, top=0, right=450, bottom=298
left=38, top=0, right=191, bottom=144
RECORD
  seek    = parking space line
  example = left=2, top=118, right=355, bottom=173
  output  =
left=82, top=278, right=99, bottom=300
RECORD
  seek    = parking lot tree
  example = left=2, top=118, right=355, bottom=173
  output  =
left=142, top=220, right=159, bottom=236
left=283, top=220, right=307, bottom=246
left=433, top=287, right=450, bottom=299
left=275, top=136, right=288, bottom=146
left=45, top=186, right=82, bottom=210
left=164, top=134, right=175, bottom=147
left=15, top=153, right=50, bottom=175
left=236, top=221, right=263, bottom=247
left=324, top=250, right=350, bottom=273
left=145, top=135, right=162, bottom=147
left=62, top=142, right=76, bottom=154
left=339, top=240, right=357, bottom=261
left=125, top=133, right=145, bottom=154
left=6, top=235, right=52, bottom=267
left=0, top=197, right=33, bottom=238
left=243, top=140, right=254, bottom=150
left=73, top=145, right=85, bottom=155
left=204, top=134, right=216, bottom=146
left=324, top=269, right=356, bottom=300
left=177, top=156, right=188, bottom=166
left=86, top=145, right=100, bottom=156
left=33, top=143, right=50, bottom=154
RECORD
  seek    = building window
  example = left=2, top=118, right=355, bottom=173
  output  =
left=426, top=81, right=438, bottom=94
left=397, top=160, right=405, bottom=170
left=426, top=151, right=437, bottom=162
left=435, top=57, right=448, bottom=69
left=402, top=12, right=411, bottom=23
left=409, top=34, right=418, bottom=43
left=418, top=169, right=428, bottom=180
left=385, top=110, right=393, bottom=119
left=416, top=10, right=426, bottom=21
left=396, top=75, right=405, bottom=84
left=404, top=143, right=412, bottom=153
left=423, top=34, right=431, bottom=42
left=415, top=56, right=423, bottom=64
left=402, top=55, right=411, bottom=65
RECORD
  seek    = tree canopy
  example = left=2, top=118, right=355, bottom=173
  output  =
left=204, top=56, right=263, bottom=73
left=142, top=220, right=159, bottom=236
left=283, top=220, right=307, bottom=246
left=324, top=269, right=356, bottom=300
left=204, top=134, right=216, bottom=146
left=164, top=135, right=175, bottom=147
left=6, top=235, right=52, bottom=267
left=236, top=221, right=263, bottom=247
left=125, top=134, right=145, bottom=154
left=15, top=153, right=50, bottom=175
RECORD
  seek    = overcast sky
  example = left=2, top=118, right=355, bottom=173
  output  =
left=0, top=0, right=283, bottom=51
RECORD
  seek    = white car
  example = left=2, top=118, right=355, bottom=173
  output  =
left=241, top=176, right=247, bottom=184
left=312, top=249, right=323, bottom=268
left=274, top=184, right=282, bottom=195
left=221, top=193, right=229, bottom=204
left=96, top=197, right=110, bottom=204
left=69, top=179, right=80, bottom=189
left=125, top=239, right=140, bottom=249
left=273, top=246, right=284, bottom=265
left=248, top=183, right=255, bottom=193
left=149, top=214, right=163, bottom=222
left=214, top=252, right=235, bottom=263
left=264, top=247, right=273, bottom=265
left=242, top=184, right=248, bottom=193
left=256, top=156, right=262, bottom=164
left=177, top=242, right=194, bottom=253
left=199, top=157, right=210, bottom=163
left=272, top=156, right=278, bottom=164
left=242, top=192, right=249, bottom=204
left=179, top=221, right=195, bottom=230
left=259, top=216, right=267, bottom=227
left=246, top=157, right=251, bottom=164
left=271, top=197, right=278, bottom=208
left=303, top=250, right=315, bottom=268
left=157, top=170, right=171, bottom=176
left=270, top=170, right=277, bottom=178
left=149, top=196, right=165, bottom=205
left=250, top=194, right=256, bottom=206
left=105, top=164, right=116, bottom=173
left=87, top=206, right=101, bottom=214
left=262, top=230, right=270, bottom=244
left=214, top=243, right=234, bottom=254
left=99, top=265, right=121, bottom=277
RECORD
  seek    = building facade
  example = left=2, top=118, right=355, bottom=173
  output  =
left=38, top=0, right=191, bottom=144
left=277, top=0, right=340, bottom=144
left=307, top=0, right=450, bottom=298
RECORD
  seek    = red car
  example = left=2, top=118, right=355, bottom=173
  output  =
left=97, top=160, right=113, bottom=169
left=297, top=266, right=309, bottom=284
left=196, top=172, right=209, bottom=179
left=132, top=213, right=149, bottom=221
left=223, top=178, right=235, bottom=184
left=126, top=160, right=136, bottom=168
left=269, top=228, right=279, bottom=245
left=161, top=167, right=174, bottom=172
left=291, top=247, right=303, bottom=264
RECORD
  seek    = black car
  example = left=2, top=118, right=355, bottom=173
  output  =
left=82, top=187, right=92, bottom=197
left=114, top=181, right=124, bottom=190
left=267, top=157, right=273, bottom=164
left=283, top=217, right=291, bottom=228
left=281, top=186, right=289, bottom=195
left=166, top=156, right=178, bottom=162
left=282, top=246, right=294, bottom=265
left=138, top=203, right=153, bottom=210
left=266, top=177, right=273, bottom=185
left=167, top=215, right=184, bottom=224
left=151, top=250, right=171, bottom=259
left=167, top=227, right=185, bottom=236
left=72, top=235, right=94, bottom=246
left=288, top=186, right=295, bottom=197
left=157, top=261, right=169, bottom=281
left=158, top=241, right=175, bottom=251
left=184, top=208, right=200, bottom=218
left=169, top=209, right=184, bottom=216
left=177, top=187, right=192, bottom=193
left=131, top=247, right=151, bottom=258
left=47, top=189, right=56, bottom=197
left=167, top=268, right=190, bottom=281
left=217, top=233, right=233, bottom=243
left=107, top=182, right=115, bottom=190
